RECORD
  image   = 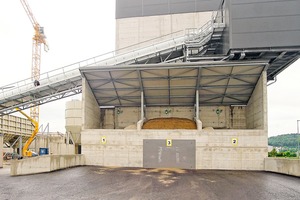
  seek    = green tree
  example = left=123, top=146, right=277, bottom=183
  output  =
left=268, top=148, right=277, bottom=157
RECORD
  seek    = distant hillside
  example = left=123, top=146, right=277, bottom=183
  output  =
left=268, top=133, right=300, bottom=148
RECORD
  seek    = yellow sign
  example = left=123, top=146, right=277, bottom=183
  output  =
left=101, top=136, right=107, bottom=144
left=166, top=139, right=172, bottom=147
left=232, top=138, right=238, bottom=146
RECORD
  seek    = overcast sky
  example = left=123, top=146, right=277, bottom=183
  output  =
left=0, top=1, right=299, bottom=137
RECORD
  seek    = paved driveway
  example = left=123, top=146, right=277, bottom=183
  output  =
left=0, top=166, right=299, bottom=200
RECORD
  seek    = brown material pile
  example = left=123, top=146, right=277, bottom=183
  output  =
left=142, top=117, right=197, bottom=129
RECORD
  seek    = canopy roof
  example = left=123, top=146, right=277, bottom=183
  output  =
left=80, top=60, right=268, bottom=107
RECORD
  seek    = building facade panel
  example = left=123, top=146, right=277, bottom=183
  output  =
left=225, top=0, right=300, bottom=49
left=116, top=0, right=222, bottom=19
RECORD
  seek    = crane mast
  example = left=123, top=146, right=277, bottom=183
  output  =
left=20, top=0, right=49, bottom=123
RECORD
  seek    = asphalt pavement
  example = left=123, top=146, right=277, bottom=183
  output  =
left=0, top=166, right=299, bottom=200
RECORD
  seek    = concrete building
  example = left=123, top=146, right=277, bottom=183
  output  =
left=63, top=0, right=300, bottom=170
left=1, top=0, right=299, bottom=171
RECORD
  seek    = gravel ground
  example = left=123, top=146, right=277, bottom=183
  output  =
left=0, top=166, right=299, bottom=200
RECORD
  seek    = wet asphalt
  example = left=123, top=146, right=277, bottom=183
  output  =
left=0, top=166, right=299, bottom=200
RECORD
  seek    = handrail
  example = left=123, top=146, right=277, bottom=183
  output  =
left=0, top=30, right=185, bottom=96
left=0, top=10, right=225, bottom=101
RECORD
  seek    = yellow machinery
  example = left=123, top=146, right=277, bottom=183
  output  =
left=15, top=108, right=39, bottom=157
left=20, top=0, right=49, bottom=123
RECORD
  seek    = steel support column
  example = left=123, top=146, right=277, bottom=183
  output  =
left=19, top=136, right=22, bottom=157
left=196, top=90, right=199, bottom=119
left=141, top=91, right=144, bottom=120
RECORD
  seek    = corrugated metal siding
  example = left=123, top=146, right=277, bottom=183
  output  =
left=229, top=0, right=300, bottom=48
left=116, top=0, right=222, bottom=19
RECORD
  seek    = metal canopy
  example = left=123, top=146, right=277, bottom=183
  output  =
left=80, top=60, right=268, bottom=107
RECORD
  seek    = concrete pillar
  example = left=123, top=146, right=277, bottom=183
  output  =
left=137, top=91, right=145, bottom=131
left=0, top=134, right=3, bottom=168
left=194, top=90, right=202, bottom=130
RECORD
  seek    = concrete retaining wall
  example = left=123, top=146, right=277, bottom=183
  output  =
left=265, top=158, right=300, bottom=177
left=10, top=155, right=85, bottom=176
left=82, top=129, right=268, bottom=170
left=246, top=72, right=267, bottom=130
left=82, top=78, right=100, bottom=130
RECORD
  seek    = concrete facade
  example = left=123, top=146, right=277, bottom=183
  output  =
left=116, top=11, right=212, bottom=50
left=82, top=78, right=100, bottom=130
left=82, top=129, right=267, bottom=170
left=265, top=158, right=300, bottom=177
left=78, top=60, right=268, bottom=170
left=0, top=134, right=3, bottom=168
left=10, top=155, right=85, bottom=176
left=246, top=72, right=268, bottom=130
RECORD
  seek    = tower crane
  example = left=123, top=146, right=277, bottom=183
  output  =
left=20, top=0, right=49, bottom=123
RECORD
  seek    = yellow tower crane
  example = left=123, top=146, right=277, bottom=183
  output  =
left=20, top=0, right=49, bottom=123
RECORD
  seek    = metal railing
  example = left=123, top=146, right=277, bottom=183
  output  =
left=0, top=8, right=226, bottom=103
left=0, top=30, right=186, bottom=99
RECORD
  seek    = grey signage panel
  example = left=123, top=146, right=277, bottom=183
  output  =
left=143, top=139, right=196, bottom=169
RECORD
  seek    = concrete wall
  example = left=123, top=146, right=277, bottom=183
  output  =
left=246, top=71, right=267, bottom=130
left=116, top=11, right=212, bottom=50
left=30, top=134, right=75, bottom=155
left=101, top=106, right=246, bottom=129
left=0, top=134, right=3, bottom=168
left=10, top=155, right=85, bottom=176
left=265, top=158, right=300, bottom=177
left=82, top=129, right=267, bottom=170
left=82, top=78, right=100, bottom=130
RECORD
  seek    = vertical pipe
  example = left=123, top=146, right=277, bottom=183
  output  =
left=196, top=90, right=199, bottom=119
